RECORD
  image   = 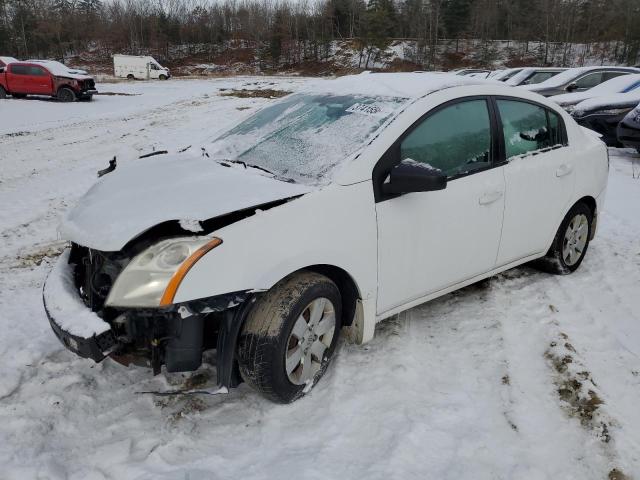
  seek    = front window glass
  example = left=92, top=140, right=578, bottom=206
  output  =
left=30, top=66, right=46, bottom=76
left=212, top=93, right=408, bottom=185
left=497, top=100, right=560, bottom=158
left=400, top=100, right=492, bottom=178
left=575, top=72, right=603, bottom=89
left=524, top=72, right=557, bottom=85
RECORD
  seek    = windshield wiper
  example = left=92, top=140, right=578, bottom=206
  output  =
left=216, top=159, right=279, bottom=177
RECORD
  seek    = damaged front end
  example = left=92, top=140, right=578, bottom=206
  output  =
left=43, top=243, right=255, bottom=388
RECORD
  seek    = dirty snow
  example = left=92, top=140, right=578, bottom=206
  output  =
left=1, top=77, right=640, bottom=479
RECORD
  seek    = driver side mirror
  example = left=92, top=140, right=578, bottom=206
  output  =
left=382, top=159, right=447, bottom=196
left=566, top=82, right=579, bottom=92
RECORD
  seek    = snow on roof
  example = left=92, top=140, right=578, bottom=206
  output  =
left=574, top=91, right=640, bottom=115
left=0, top=56, right=17, bottom=65
left=301, top=72, right=493, bottom=99
left=505, top=67, right=566, bottom=86
left=521, top=66, right=640, bottom=91
left=25, top=60, right=91, bottom=79
left=551, top=74, right=640, bottom=105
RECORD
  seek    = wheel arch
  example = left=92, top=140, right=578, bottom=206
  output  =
left=284, top=264, right=361, bottom=327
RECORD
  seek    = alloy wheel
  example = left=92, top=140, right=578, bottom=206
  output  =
left=285, top=297, right=336, bottom=385
left=563, top=213, right=589, bottom=266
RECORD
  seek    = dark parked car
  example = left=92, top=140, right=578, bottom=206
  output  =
left=571, top=94, right=640, bottom=146
left=521, top=66, right=640, bottom=97
left=617, top=104, right=640, bottom=152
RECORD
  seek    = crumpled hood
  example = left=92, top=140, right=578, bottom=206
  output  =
left=60, top=153, right=312, bottom=251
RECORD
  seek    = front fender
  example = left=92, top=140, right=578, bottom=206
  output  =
left=174, top=182, right=378, bottom=306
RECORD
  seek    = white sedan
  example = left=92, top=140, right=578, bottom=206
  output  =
left=44, top=73, right=609, bottom=403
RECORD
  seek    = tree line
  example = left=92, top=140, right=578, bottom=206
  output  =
left=1, top=0, right=639, bottom=70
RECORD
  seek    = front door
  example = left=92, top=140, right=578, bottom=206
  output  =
left=26, top=65, right=53, bottom=95
left=494, top=98, right=576, bottom=265
left=376, top=98, right=506, bottom=314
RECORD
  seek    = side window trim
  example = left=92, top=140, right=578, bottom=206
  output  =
left=372, top=95, right=497, bottom=202
left=490, top=95, right=569, bottom=164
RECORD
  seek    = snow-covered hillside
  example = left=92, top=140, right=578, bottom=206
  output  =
left=0, top=77, right=639, bottom=479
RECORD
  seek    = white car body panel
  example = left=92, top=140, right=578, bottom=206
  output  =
left=175, top=182, right=379, bottom=306
left=376, top=167, right=505, bottom=314
left=58, top=74, right=610, bottom=345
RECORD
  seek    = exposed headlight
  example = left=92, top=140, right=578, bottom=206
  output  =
left=105, top=236, right=222, bottom=308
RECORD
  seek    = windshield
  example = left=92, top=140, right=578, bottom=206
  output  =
left=210, top=93, right=408, bottom=185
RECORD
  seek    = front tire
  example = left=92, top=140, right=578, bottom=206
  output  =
left=57, top=87, right=76, bottom=102
left=237, top=272, right=342, bottom=403
left=159, top=74, right=167, bottom=80
left=535, top=202, right=593, bottom=274
left=0, top=86, right=6, bottom=99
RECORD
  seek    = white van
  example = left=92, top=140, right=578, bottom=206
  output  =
left=113, top=55, right=170, bottom=80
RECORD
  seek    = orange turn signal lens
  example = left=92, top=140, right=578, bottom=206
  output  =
left=159, top=237, right=223, bottom=306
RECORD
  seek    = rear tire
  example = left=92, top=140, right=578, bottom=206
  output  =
left=534, top=202, right=593, bottom=275
left=127, top=74, right=135, bottom=80
left=237, top=272, right=342, bottom=403
left=57, top=87, right=76, bottom=102
left=0, top=86, right=6, bottom=99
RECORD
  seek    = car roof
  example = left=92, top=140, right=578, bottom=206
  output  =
left=302, top=72, right=495, bottom=99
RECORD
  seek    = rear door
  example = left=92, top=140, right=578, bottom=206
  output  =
left=495, top=98, right=575, bottom=265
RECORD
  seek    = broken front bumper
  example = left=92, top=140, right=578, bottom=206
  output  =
left=43, top=249, right=253, bottom=387
left=45, top=303, right=117, bottom=362
left=43, top=249, right=118, bottom=362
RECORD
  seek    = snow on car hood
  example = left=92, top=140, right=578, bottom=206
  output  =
left=60, top=153, right=312, bottom=251
left=573, top=92, right=640, bottom=115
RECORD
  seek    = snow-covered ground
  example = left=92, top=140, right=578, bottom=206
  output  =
left=1, top=77, right=639, bottom=479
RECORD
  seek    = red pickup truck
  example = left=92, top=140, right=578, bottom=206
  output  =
left=0, top=60, right=97, bottom=101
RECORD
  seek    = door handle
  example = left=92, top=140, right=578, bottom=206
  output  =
left=556, top=164, right=573, bottom=177
left=479, top=191, right=503, bottom=205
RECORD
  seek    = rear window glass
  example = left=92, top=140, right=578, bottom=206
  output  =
left=498, top=100, right=563, bottom=159
left=9, top=65, right=29, bottom=75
